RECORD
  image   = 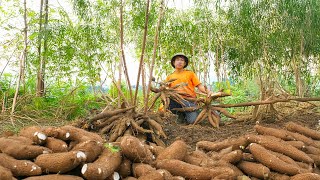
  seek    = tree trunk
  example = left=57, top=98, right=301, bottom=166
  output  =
left=298, top=32, right=305, bottom=97
left=215, top=36, right=221, bottom=82
left=21, top=0, right=28, bottom=92
left=141, top=62, right=146, bottom=103
left=41, top=0, right=49, bottom=96
left=292, top=56, right=304, bottom=97
left=134, top=0, right=150, bottom=106
left=119, top=0, right=133, bottom=103
left=1, top=92, right=5, bottom=114
left=118, top=57, right=122, bottom=108
left=144, top=0, right=165, bottom=113
left=11, top=0, right=28, bottom=121
left=36, top=0, right=44, bottom=96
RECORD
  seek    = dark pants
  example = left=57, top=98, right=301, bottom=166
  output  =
left=169, top=99, right=198, bottom=124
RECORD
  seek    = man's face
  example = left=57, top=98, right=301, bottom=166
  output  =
left=174, top=57, right=186, bottom=69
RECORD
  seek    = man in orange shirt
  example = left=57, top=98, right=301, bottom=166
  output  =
left=166, top=53, right=214, bottom=124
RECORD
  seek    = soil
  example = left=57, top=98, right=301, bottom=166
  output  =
left=1, top=101, right=319, bottom=150
left=161, top=101, right=320, bottom=149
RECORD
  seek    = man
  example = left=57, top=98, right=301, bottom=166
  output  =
left=166, top=53, right=214, bottom=124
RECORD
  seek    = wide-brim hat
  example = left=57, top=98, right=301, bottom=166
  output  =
left=170, top=53, right=189, bottom=68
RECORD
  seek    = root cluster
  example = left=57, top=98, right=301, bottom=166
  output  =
left=81, top=106, right=171, bottom=147
left=173, top=90, right=235, bottom=128
left=150, top=79, right=236, bottom=128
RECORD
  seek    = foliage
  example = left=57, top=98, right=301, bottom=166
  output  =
left=1, top=82, right=105, bottom=120
left=213, top=79, right=260, bottom=114
left=0, top=0, right=320, bottom=120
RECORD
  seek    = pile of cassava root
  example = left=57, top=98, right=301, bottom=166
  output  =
left=85, top=107, right=169, bottom=147
left=1, top=121, right=320, bottom=179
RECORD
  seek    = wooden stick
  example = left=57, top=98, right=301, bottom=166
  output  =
left=212, top=97, right=320, bottom=108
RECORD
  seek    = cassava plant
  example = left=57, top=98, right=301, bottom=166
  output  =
left=148, top=78, right=188, bottom=111
left=172, top=87, right=235, bottom=128
left=84, top=104, right=168, bottom=146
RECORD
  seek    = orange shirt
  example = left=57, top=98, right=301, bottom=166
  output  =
left=166, top=70, right=201, bottom=98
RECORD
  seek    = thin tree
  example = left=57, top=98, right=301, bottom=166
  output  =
left=118, top=56, right=123, bottom=108
left=41, top=0, right=49, bottom=96
left=11, top=0, right=28, bottom=122
left=119, top=0, right=133, bottom=104
left=144, top=0, right=165, bottom=113
left=133, top=0, right=150, bottom=107
left=36, top=0, right=44, bottom=96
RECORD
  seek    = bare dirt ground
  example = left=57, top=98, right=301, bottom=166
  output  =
left=162, top=102, right=320, bottom=149
left=0, top=101, right=319, bottom=150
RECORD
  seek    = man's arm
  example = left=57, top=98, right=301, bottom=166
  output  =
left=197, top=84, right=213, bottom=95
